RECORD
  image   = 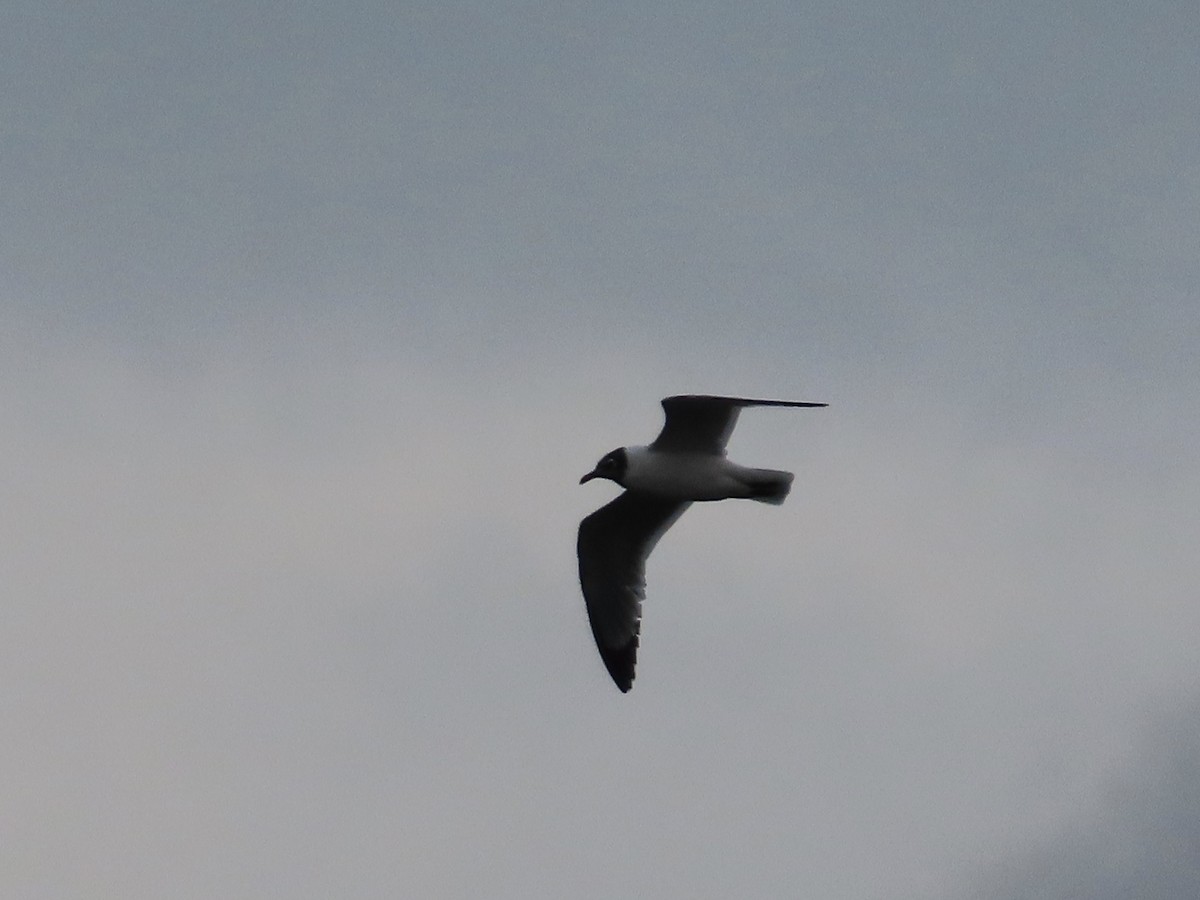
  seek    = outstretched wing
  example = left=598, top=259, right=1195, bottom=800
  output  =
left=650, top=395, right=827, bottom=455
left=577, top=493, right=691, bottom=692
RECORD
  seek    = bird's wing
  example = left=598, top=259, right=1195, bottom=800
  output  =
left=577, top=492, right=691, bottom=692
left=650, top=395, right=828, bottom=455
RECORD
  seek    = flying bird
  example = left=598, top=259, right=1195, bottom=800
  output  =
left=577, top=394, right=827, bottom=692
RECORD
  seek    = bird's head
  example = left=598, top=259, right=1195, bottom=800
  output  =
left=580, top=447, right=628, bottom=487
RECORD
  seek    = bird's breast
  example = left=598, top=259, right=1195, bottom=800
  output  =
left=622, top=448, right=749, bottom=501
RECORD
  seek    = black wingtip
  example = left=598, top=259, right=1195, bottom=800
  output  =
left=599, top=641, right=637, bottom=693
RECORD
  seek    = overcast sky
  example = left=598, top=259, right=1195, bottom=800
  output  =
left=3, top=2, right=1198, bottom=897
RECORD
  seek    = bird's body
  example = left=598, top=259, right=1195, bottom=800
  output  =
left=577, top=394, right=826, bottom=692
left=616, top=445, right=794, bottom=503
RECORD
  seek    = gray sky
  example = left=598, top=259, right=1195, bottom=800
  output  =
left=3, top=2, right=1198, bottom=897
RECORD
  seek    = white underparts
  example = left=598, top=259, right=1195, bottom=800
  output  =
left=621, top=446, right=793, bottom=503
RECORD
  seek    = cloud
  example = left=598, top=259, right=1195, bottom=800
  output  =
left=960, top=696, right=1200, bottom=900
left=2, top=314, right=1197, bottom=898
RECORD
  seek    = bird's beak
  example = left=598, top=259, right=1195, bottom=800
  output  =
left=580, top=470, right=599, bottom=484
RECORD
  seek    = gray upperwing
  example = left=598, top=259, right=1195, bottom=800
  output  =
left=577, top=492, right=691, bottom=692
left=650, top=395, right=828, bottom=455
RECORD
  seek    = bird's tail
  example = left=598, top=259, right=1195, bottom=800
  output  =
left=743, top=468, right=794, bottom=505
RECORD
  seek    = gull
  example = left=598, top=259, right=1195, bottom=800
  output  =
left=578, top=394, right=827, bottom=692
